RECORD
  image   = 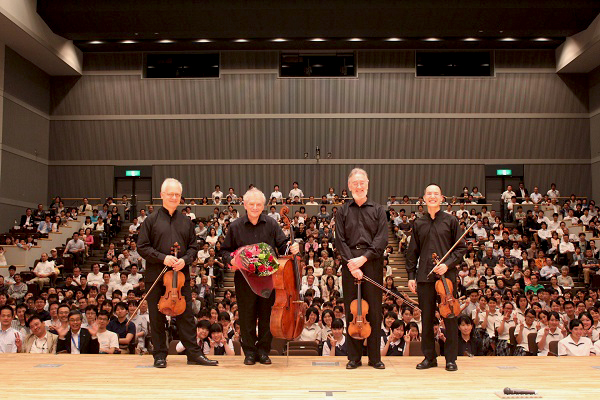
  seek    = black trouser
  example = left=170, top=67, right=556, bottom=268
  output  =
left=417, top=282, right=458, bottom=363
left=234, top=270, right=275, bottom=356
left=341, top=251, right=383, bottom=363
left=146, top=281, right=201, bottom=360
left=68, top=251, right=83, bottom=267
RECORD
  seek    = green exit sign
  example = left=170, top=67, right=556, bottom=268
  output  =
left=125, top=170, right=141, bottom=177
left=496, top=169, right=512, bottom=176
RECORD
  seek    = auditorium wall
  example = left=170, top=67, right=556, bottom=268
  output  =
left=589, top=64, right=600, bottom=202
left=48, top=49, right=591, bottom=204
left=0, top=46, right=50, bottom=231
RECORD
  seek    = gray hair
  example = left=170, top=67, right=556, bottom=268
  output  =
left=161, top=178, right=183, bottom=194
left=243, top=188, right=266, bottom=204
left=348, top=168, right=369, bottom=182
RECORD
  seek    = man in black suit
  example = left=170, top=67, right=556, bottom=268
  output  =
left=20, top=208, right=35, bottom=228
left=55, top=310, right=100, bottom=354
left=517, top=182, right=529, bottom=201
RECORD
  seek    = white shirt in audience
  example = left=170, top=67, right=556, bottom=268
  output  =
left=0, top=327, right=23, bottom=353
left=558, top=335, right=593, bottom=356
left=501, top=190, right=516, bottom=203
left=547, top=189, right=560, bottom=198
left=97, top=330, right=119, bottom=353
left=530, top=193, right=543, bottom=203
left=87, top=272, right=104, bottom=287
left=34, top=260, right=56, bottom=276
left=536, top=328, right=564, bottom=356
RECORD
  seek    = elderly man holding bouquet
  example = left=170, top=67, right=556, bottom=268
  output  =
left=222, top=188, right=299, bottom=365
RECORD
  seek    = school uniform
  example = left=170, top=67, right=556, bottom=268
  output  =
left=558, top=335, right=593, bottom=356
left=380, top=336, right=406, bottom=356
left=322, top=335, right=348, bottom=356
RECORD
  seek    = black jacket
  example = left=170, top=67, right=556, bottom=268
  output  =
left=56, top=328, right=99, bottom=354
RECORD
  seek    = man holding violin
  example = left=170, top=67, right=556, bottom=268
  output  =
left=406, top=184, right=466, bottom=371
left=335, top=168, right=388, bottom=370
left=138, top=178, right=218, bottom=368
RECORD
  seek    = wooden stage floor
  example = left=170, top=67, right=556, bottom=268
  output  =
left=1, top=355, right=599, bottom=399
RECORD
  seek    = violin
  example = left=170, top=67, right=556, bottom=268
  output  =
left=347, top=279, right=372, bottom=340
left=158, top=242, right=186, bottom=317
left=270, top=206, right=306, bottom=340
left=432, top=252, right=461, bottom=319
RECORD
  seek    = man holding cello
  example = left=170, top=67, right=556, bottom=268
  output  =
left=406, top=184, right=467, bottom=371
left=222, top=188, right=299, bottom=366
left=335, top=168, right=388, bottom=369
left=137, top=178, right=218, bottom=368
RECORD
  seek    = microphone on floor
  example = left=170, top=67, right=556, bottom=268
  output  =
left=503, top=388, right=538, bottom=395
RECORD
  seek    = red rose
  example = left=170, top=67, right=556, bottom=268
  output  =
left=245, top=251, right=252, bottom=257
left=268, top=255, right=274, bottom=262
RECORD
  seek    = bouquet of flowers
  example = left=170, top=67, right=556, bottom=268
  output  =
left=230, top=243, right=280, bottom=277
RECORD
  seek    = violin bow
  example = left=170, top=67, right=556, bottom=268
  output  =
left=361, top=275, right=418, bottom=310
left=426, top=221, right=476, bottom=279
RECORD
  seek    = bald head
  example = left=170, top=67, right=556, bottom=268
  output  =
left=425, top=184, right=442, bottom=196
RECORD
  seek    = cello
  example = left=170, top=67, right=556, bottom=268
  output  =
left=270, top=206, right=306, bottom=339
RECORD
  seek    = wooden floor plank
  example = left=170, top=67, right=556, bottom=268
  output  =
left=1, top=355, right=598, bottom=399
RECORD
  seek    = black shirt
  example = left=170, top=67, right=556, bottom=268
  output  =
left=334, top=199, right=388, bottom=262
left=458, top=334, right=483, bottom=356
left=221, top=213, right=288, bottom=264
left=137, top=206, right=199, bottom=282
left=406, top=209, right=467, bottom=283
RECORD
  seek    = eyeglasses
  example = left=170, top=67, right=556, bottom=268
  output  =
left=164, top=192, right=181, bottom=198
left=349, top=180, right=368, bottom=188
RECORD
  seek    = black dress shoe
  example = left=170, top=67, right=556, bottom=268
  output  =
left=153, top=358, right=167, bottom=368
left=416, top=358, right=438, bottom=370
left=187, top=354, right=218, bottom=366
left=368, top=361, right=386, bottom=369
left=244, top=354, right=256, bottom=365
left=258, top=354, right=272, bottom=365
left=346, top=360, right=362, bottom=369
left=445, top=361, right=458, bottom=371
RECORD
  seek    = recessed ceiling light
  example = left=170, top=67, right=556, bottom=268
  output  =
left=533, top=37, right=551, bottom=41
left=499, top=37, right=518, bottom=41
left=462, top=37, right=480, bottom=41
left=195, top=39, right=213, bottom=43
left=88, top=41, right=104, bottom=44
left=234, top=39, right=249, bottom=43
left=271, top=38, right=288, bottom=42
left=157, top=39, right=175, bottom=43
left=385, top=37, right=403, bottom=42
left=348, top=38, right=364, bottom=42
left=423, top=38, right=442, bottom=41
left=309, top=38, right=326, bottom=42
left=120, top=40, right=137, bottom=44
